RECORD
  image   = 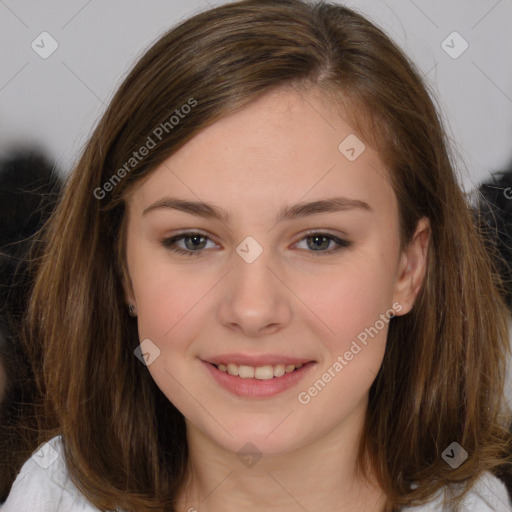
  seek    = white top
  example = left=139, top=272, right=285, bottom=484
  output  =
left=1, top=436, right=511, bottom=511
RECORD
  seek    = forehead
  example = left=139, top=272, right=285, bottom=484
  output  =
left=127, top=86, right=396, bottom=223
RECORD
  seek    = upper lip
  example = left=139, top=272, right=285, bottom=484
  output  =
left=203, top=354, right=315, bottom=367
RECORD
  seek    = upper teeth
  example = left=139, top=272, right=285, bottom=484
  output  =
left=217, top=363, right=304, bottom=379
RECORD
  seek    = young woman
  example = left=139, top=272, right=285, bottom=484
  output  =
left=3, top=1, right=512, bottom=510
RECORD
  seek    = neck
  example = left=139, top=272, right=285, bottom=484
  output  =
left=175, top=400, right=388, bottom=512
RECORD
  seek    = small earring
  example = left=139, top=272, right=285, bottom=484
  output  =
left=128, top=304, right=137, bottom=317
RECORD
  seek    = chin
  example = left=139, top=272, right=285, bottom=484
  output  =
left=215, top=419, right=309, bottom=459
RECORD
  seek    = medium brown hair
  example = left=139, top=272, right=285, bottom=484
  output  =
left=24, top=0, right=512, bottom=510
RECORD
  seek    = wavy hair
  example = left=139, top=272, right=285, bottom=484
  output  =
left=24, top=1, right=512, bottom=510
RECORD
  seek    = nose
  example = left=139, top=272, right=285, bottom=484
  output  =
left=217, top=247, right=292, bottom=337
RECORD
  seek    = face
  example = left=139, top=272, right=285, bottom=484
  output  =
left=123, top=86, right=428, bottom=457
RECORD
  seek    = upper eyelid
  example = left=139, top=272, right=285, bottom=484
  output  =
left=166, top=230, right=220, bottom=246
left=164, top=229, right=348, bottom=247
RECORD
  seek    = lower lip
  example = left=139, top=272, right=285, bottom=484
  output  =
left=201, top=360, right=316, bottom=399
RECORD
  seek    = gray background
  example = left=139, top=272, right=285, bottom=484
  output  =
left=1, top=0, right=512, bottom=192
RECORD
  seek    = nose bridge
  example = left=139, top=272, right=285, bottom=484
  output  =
left=231, top=236, right=277, bottom=305
left=218, top=235, right=291, bottom=334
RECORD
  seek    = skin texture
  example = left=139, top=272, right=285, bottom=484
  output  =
left=123, top=86, right=430, bottom=512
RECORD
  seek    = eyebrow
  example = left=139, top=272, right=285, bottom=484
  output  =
left=142, top=196, right=372, bottom=223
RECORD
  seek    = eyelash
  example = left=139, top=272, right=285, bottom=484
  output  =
left=161, top=230, right=351, bottom=258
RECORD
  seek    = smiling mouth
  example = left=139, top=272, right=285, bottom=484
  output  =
left=211, top=362, right=307, bottom=380
left=202, top=359, right=317, bottom=399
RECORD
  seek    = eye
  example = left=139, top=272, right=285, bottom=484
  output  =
left=161, top=230, right=351, bottom=258
left=161, top=231, right=218, bottom=257
left=294, top=231, right=351, bottom=255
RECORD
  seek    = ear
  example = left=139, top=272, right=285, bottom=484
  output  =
left=117, top=217, right=137, bottom=309
left=392, top=217, right=430, bottom=316
left=120, top=260, right=137, bottom=309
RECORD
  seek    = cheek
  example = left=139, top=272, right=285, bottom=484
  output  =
left=131, top=261, right=211, bottom=343
left=125, top=234, right=190, bottom=339
left=129, top=259, right=213, bottom=412
left=292, top=261, right=395, bottom=420
left=299, top=252, right=397, bottom=349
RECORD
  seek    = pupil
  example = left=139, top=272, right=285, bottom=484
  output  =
left=185, top=235, right=205, bottom=250
left=309, top=235, right=328, bottom=251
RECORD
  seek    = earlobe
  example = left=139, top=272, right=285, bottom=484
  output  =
left=124, top=288, right=138, bottom=318
left=392, top=217, right=430, bottom=316
left=120, top=264, right=137, bottom=314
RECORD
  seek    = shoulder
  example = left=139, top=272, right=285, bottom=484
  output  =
left=402, top=471, right=512, bottom=511
left=1, top=436, right=104, bottom=512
